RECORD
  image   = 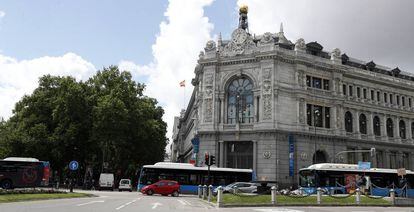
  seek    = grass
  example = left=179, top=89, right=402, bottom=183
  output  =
left=0, top=192, right=92, bottom=203
left=212, top=194, right=391, bottom=206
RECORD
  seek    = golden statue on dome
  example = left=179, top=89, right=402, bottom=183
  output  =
left=238, top=5, right=249, bottom=31
left=239, top=5, right=248, bottom=14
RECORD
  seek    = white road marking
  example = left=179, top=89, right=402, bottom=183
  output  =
left=115, top=198, right=141, bottom=210
left=182, top=199, right=192, bottom=206
left=151, top=202, right=162, bottom=209
left=76, top=200, right=105, bottom=206
left=177, top=199, right=187, bottom=205
left=254, top=209, right=304, bottom=212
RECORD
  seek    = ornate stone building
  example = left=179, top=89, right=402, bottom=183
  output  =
left=172, top=6, right=414, bottom=187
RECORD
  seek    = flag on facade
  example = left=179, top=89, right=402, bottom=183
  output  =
left=179, top=80, right=185, bottom=87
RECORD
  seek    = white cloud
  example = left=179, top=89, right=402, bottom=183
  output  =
left=237, top=0, right=414, bottom=72
left=0, top=53, right=96, bottom=119
left=0, top=11, right=5, bottom=18
left=120, top=0, right=214, bottom=141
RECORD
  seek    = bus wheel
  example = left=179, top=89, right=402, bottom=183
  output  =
left=1, top=179, right=13, bottom=189
left=146, top=190, right=154, bottom=195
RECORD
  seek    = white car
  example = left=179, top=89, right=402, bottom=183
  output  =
left=99, top=173, right=114, bottom=191
left=118, top=179, right=132, bottom=192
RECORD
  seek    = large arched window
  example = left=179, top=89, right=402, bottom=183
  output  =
left=386, top=118, right=394, bottom=137
left=373, top=116, right=381, bottom=136
left=399, top=120, right=406, bottom=139
left=359, top=114, right=367, bottom=134
left=227, top=76, right=254, bottom=124
left=345, top=111, right=353, bottom=133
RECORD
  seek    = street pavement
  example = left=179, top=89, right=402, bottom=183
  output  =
left=0, top=190, right=413, bottom=212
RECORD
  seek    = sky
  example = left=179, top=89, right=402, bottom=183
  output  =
left=0, top=0, right=414, bottom=147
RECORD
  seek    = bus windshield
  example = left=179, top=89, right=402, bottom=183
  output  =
left=299, top=170, right=315, bottom=187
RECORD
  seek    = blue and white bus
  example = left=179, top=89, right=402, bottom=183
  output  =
left=299, top=163, right=414, bottom=197
left=138, top=162, right=253, bottom=194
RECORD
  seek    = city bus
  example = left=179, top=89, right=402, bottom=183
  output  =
left=138, top=162, right=253, bottom=194
left=299, top=163, right=414, bottom=197
left=0, top=157, right=50, bottom=189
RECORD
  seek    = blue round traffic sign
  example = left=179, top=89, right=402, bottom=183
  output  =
left=69, top=161, right=79, bottom=171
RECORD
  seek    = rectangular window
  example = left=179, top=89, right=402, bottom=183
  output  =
left=357, top=87, right=361, bottom=98
left=306, top=104, right=312, bottom=126
left=312, top=77, right=322, bottom=89
left=363, top=88, right=367, bottom=99
left=324, top=107, right=330, bottom=129
left=390, top=94, right=393, bottom=104
left=349, top=85, right=353, bottom=96
left=256, top=97, right=259, bottom=122
left=306, top=76, right=311, bottom=87
left=323, top=79, right=330, bottom=90
left=409, top=98, right=412, bottom=107
left=343, top=84, right=347, bottom=95
left=397, top=95, right=400, bottom=105
left=402, top=96, right=405, bottom=106
left=384, top=93, right=388, bottom=103
left=371, top=90, right=374, bottom=100
left=377, top=91, right=380, bottom=102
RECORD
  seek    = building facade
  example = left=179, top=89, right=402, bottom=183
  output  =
left=173, top=6, right=414, bottom=187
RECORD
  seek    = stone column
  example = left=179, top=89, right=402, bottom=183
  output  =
left=219, top=140, right=224, bottom=167
left=381, top=114, right=388, bottom=142
left=407, top=119, right=413, bottom=143
left=367, top=112, right=375, bottom=140
left=394, top=116, right=401, bottom=142
left=252, top=140, right=258, bottom=173
left=384, top=150, right=390, bottom=168
left=220, top=97, right=225, bottom=124
left=353, top=110, right=360, bottom=138
left=331, top=106, right=337, bottom=132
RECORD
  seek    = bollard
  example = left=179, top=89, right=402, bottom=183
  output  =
left=355, top=188, right=361, bottom=205
left=316, top=187, right=322, bottom=204
left=208, top=185, right=213, bottom=202
left=203, top=185, right=207, bottom=200
left=217, top=186, right=223, bottom=207
left=390, top=189, right=395, bottom=205
left=271, top=186, right=277, bottom=205
left=198, top=185, right=202, bottom=198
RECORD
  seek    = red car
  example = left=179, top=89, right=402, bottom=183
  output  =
left=141, top=180, right=180, bottom=197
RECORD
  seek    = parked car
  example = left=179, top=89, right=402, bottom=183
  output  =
left=99, top=173, right=114, bottom=191
left=118, top=179, right=132, bottom=192
left=213, top=182, right=259, bottom=195
left=141, top=180, right=180, bottom=197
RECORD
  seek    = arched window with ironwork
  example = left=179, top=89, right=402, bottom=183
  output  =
left=373, top=116, right=381, bottom=136
left=399, top=120, right=406, bottom=139
left=227, top=76, right=254, bottom=124
left=359, top=113, right=367, bottom=134
left=345, top=111, right=353, bottom=133
left=386, top=118, right=394, bottom=137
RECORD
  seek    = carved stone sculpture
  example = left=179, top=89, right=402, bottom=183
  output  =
left=295, top=38, right=306, bottom=51
left=204, top=40, right=216, bottom=52
left=259, top=32, right=273, bottom=45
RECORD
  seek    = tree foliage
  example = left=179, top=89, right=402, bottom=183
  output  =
left=0, top=66, right=167, bottom=180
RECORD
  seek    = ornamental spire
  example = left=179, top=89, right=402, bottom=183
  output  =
left=280, top=22, right=284, bottom=33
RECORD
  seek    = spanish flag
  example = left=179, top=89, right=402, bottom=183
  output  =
left=179, top=80, right=185, bottom=87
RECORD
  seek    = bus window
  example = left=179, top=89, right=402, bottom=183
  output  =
left=176, top=174, right=189, bottom=185
left=189, top=174, right=197, bottom=185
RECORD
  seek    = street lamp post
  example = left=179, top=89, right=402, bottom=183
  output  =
left=313, top=108, right=320, bottom=163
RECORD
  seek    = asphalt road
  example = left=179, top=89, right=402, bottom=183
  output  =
left=0, top=190, right=413, bottom=212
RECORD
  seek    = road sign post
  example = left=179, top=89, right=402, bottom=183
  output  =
left=68, top=161, right=79, bottom=193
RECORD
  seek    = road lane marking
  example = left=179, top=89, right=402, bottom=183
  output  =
left=182, top=199, right=191, bottom=206
left=177, top=199, right=187, bottom=205
left=76, top=200, right=105, bottom=206
left=151, top=202, right=162, bottom=209
left=115, top=198, right=141, bottom=210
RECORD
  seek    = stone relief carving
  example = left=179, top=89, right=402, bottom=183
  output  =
left=258, top=32, right=273, bottom=45
left=204, top=40, right=216, bottom=52
left=221, top=28, right=256, bottom=57
left=262, top=68, right=272, bottom=119
left=299, top=98, right=305, bottom=124
left=331, top=48, right=341, bottom=60
left=203, top=73, right=214, bottom=122
left=294, top=38, right=306, bottom=51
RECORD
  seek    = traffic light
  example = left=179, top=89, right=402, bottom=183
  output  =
left=204, top=153, right=209, bottom=166
left=210, top=155, right=215, bottom=165
left=370, top=148, right=376, bottom=157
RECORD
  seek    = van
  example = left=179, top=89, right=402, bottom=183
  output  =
left=118, top=179, right=132, bottom=192
left=99, top=173, right=114, bottom=191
